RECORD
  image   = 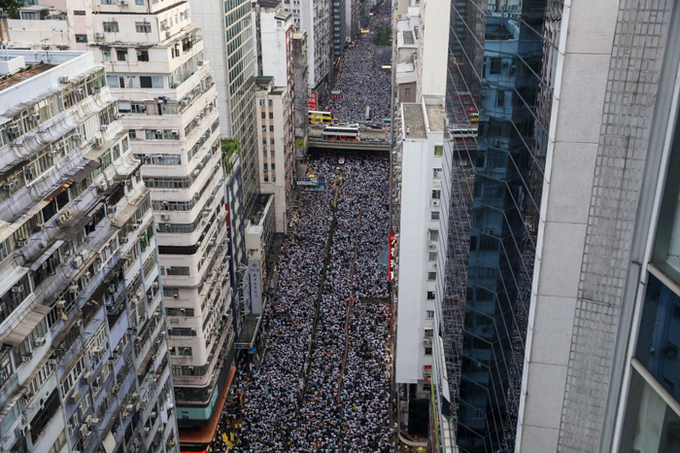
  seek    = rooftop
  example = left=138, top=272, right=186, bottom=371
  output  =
left=402, top=103, right=427, bottom=139
left=426, top=104, right=446, bottom=132
left=0, top=62, right=54, bottom=92
left=403, top=31, right=414, bottom=45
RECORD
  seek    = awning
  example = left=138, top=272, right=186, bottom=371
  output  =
left=30, top=240, right=64, bottom=271
left=60, top=215, right=93, bottom=242
left=0, top=267, right=29, bottom=299
left=110, top=201, right=137, bottom=228
left=67, top=160, right=100, bottom=184
left=43, top=181, right=73, bottom=203
left=3, top=304, right=51, bottom=347
left=102, top=432, right=116, bottom=453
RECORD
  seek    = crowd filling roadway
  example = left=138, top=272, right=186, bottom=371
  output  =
left=210, top=2, right=394, bottom=451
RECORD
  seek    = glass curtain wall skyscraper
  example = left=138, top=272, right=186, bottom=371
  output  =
left=443, top=1, right=561, bottom=451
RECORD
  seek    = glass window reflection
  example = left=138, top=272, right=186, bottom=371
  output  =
left=636, top=274, right=680, bottom=402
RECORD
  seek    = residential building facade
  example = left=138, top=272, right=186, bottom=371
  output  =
left=393, top=96, right=447, bottom=440
left=331, top=0, right=346, bottom=59
left=0, top=50, right=177, bottom=453
left=255, top=77, right=295, bottom=234
left=293, top=30, right=309, bottom=159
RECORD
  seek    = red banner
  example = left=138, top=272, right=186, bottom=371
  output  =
left=308, top=91, right=318, bottom=111
left=388, top=233, right=397, bottom=282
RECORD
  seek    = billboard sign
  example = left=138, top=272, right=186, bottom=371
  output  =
left=308, top=91, right=318, bottom=111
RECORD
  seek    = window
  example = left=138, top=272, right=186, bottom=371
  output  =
left=270, top=138, right=275, bottom=144
left=74, top=10, right=86, bottom=15
left=432, top=190, right=441, bottom=199
left=116, top=49, right=128, bottom=61
left=496, top=90, right=505, bottom=107
left=271, top=176, right=276, bottom=182
left=135, top=22, right=151, bottom=33
left=654, top=116, right=680, bottom=285
left=103, top=22, right=119, bottom=33
left=619, top=368, right=680, bottom=453
left=261, top=112, right=266, bottom=119
left=128, top=130, right=137, bottom=140
left=429, top=230, right=439, bottom=242
left=424, top=347, right=433, bottom=355
left=269, top=113, right=274, bottom=119
left=434, top=145, right=443, bottom=156
left=137, top=50, right=149, bottom=61
left=427, top=271, right=436, bottom=281
left=426, top=310, right=435, bottom=319
left=259, top=99, right=265, bottom=106
left=427, top=291, right=435, bottom=300
left=431, top=211, right=440, bottom=221
left=75, top=34, right=88, bottom=43
left=106, top=75, right=119, bottom=88
left=405, top=87, right=411, bottom=97
left=433, top=168, right=443, bottom=178
left=428, top=252, right=437, bottom=261
left=489, top=57, right=502, bottom=75
left=424, top=329, right=434, bottom=338
left=102, top=49, right=111, bottom=61
left=268, top=99, right=273, bottom=107
left=139, top=76, right=164, bottom=88
left=269, top=125, right=274, bottom=131
left=135, top=0, right=144, bottom=4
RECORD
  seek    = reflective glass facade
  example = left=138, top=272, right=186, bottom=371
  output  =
left=445, top=1, right=562, bottom=451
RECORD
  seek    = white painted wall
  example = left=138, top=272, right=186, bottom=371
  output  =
left=416, top=0, right=450, bottom=100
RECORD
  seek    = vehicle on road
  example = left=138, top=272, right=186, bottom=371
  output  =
left=347, top=123, right=360, bottom=128
left=322, top=126, right=360, bottom=141
left=308, top=110, right=332, bottom=125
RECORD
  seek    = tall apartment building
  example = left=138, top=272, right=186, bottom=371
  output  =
left=293, top=31, right=309, bottom=159
left=281, top=0, right=332, bottom=94
left=1, top=1, right=239, bottom=443
left=0, top=50, right=177, bottom=453
left=344, top=0, right=360, bottom=42
left=331, top=0, right=346, bottom=59
left=427, top=1, right=680, bottom=453
left=393, top=96, right=447, bottom=439
left=252, top=1, right=295, bottom=235
left=84, top=0, right=236, bottom=444
left=189, top=0, right=258, bottom=214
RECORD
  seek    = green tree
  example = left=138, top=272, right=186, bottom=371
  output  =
left=221, top=138, right=242, bottom=177
left=0, top=0, right=23, bottom=19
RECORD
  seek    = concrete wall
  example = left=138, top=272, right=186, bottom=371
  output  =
left=516, top=1, right=620, bottom=451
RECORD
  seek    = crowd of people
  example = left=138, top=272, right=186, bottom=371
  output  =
left=209, top=3, right=394, bottom=451
left=219, top=156, right=393, bottom=453
left=329, top=0, right=392, bottom=123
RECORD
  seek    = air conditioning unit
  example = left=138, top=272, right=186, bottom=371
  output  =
left=70, top=390, right=81, bottom=403
left=171, top=130, right=179, bottom=136
left=11, top=284, right=24, bottom=293
left=75, top=88, right=84, bottom=96
left=69, top=284, right=78, bottom=293
left=29, top=114, right=40, bottom=122
left=91, top=346, right=104, bottom=356
left=125, top=404, right=134, bottom=412
left=85, top=415, right=93, bottom=426
left=155, top=129, right=162, bottom=135
left=56, top=299, right=66, bottom=308
left=59, top=76, right=70, bottom=84
left=150, top=411, right=157, bottom=419
left=83, top=371, right=92, bottom=383
left=34, top=336, right=46, bottom=347
left=432, top=200, right=440, bottom=207
left=22, top=352, right=32, bottom=363
left=165, top=31, right=171, bottom=39
left=428, top=243, right=436, bottom=249
left=100, top=125, right=108, bottom=132
left=95, top=32, right=104, bottom=40
left=193, top=169, right=200, bottom=176
left=423, top=338, right=432, bottom=346
left=120, top=0, right=128, bottom=5
left=73, top=256, right=83, bottom=268
left=197, top=60, right=204, bottom=66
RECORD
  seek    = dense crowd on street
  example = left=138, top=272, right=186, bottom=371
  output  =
left=219, top=155, right=392, bottom=453
left=209, top=2, right=394, bottom=451
left=329, top=0, right=392, bottom=123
